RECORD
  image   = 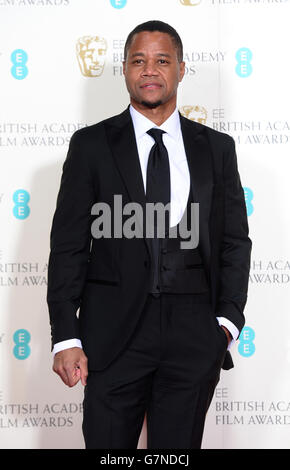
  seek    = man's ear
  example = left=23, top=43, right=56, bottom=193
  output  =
left=179, top=61, right=186, bottom=82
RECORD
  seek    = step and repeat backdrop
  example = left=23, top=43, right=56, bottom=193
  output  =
left=0, top=0, right=290, bottom=449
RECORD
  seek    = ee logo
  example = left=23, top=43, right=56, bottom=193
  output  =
left=13, top=189, right=30, bottom=219
left=238, top=326, right=255, bottom=357
left=236, top=48, right=253, bottom=78
left=13, top=329, right=31, bottom=360
left=243, top=187, right=254, bottom=216
left=110, top=0, right=127, bottom=8
left=11, top=49, right=28, bottom=80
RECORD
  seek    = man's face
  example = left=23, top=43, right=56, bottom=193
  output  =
left=123, top=31, right=185, bottom=109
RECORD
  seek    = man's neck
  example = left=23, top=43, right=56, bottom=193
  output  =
left=130, top=99, right=177, bottom=127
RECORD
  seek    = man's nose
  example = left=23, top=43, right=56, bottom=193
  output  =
left=141, top=60, right=158, bottom=75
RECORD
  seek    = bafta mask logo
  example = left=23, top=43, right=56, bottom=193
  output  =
left=180, top=105, right=208, bottom=125
left=180, top=0, right=201, bottom=5
left=76, top=36, right=107, bottom=77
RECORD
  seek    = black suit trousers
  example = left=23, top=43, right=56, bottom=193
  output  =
left=82, top=292, right=228, bottom=449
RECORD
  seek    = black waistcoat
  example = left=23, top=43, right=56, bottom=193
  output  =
left=148, top=185, right=209, bottom=295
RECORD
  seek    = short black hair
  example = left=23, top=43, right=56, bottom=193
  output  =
left=124, top=20, right=183, bottom=63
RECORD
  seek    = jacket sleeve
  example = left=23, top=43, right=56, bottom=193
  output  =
left=216, top=136, right=252, bottom=334
left=47, top=131, right=96, bottom=349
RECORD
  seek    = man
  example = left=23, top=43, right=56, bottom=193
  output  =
left=47, top=20, right=251, bottom=449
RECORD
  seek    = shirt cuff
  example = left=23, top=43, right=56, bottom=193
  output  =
left=52, top=339, right=83, bottom=356
left=216, top=316, right=239, bottom=350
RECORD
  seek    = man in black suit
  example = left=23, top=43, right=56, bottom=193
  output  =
left=47, top=20, right=251, bottom=449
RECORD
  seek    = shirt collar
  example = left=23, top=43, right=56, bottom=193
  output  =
left=129, top=104, right=181, bottom=141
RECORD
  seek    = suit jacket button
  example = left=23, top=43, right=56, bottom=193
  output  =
left=144, top=260, right=148, bottom=268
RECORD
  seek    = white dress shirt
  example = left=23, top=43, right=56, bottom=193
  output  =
left=53, top=105, right=238, bottom=355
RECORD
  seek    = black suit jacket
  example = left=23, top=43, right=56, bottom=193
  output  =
left=47, top=107, right=252, bottom=371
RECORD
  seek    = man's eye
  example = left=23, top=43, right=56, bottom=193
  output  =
left=133, top=59, right=143, bottom=64
left=158, top=59, right=168, bottom=64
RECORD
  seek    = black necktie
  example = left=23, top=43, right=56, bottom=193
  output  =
left=146, top=128, right=171, bottom=236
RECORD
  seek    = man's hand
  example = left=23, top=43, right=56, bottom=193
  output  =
left=221, top=326, right=232, bottom=347
left=53, top=347, right=88, bottom=387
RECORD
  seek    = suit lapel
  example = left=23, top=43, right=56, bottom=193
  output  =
left=105, top=107, right=146, bottom=206
left=180, top=113, right=213, bottom=267
left=104, top=107, right=150, bottom=253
